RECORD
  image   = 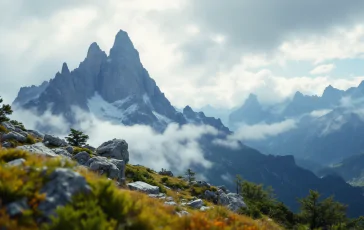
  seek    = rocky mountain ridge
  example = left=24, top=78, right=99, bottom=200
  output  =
left=230, top=81, right=364, bottom=166
left=13, top=30, right=228, bottom=133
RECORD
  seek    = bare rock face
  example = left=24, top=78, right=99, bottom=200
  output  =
left=128, top=181, right=160, bottom=194
left=38, top=168, right=91, bottom=218
left=96, top=139, right=129, bottom=163
left=12, top=30, right=231, bottom=134
left=43, top=134, right=67, bottom=147
left=17, top=143, right=58, bottom=157
left=85, top=156, right=125, bottom=183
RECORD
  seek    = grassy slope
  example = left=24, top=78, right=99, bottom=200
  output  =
left=0, top=148, right=283, bottom=230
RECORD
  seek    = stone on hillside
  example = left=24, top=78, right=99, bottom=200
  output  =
left=17, top=142, right=58, bottom=157
left=148, top=193, right=166, bottom=199
left=27, top=130, right=44, bottom=139
left=96, top=139, right=129, bottom=163
left=43, top=134, right=67, bottom=147
left=86, top=156, right=125, bottom=182
left=200, top=206, right=211, bottom=211
left=1, top=121, right=15, bottom=131
left=204, top=190, right=217, bottom=200
left=15, top=128, right=29, bottom=137
left=159, top=170, right=173, bottom=177
left=164, top=201, right=177, bottom=206
left=6, top=158, right=26, bottom=167
left=217, top=185, right=228, bottom=193
left=128, top=181, right=159, bottom=194
left=83, top=144, right=96, bottom=152
left=53, top=148, right=72, bottom=158
left=177, top=211, right=190, bottom=217
left=6, top=198, right=29, bottom=217
left=74, top=151, right=90, bottom=165
left=187, top=199, right=203, bottom=209
left=226, top=193, right=246, bottom=212
left=65, top=146, right=74, bottom=154
left=217, top=190, right=230, bottom=206
left=191, top=181, right=210, bottom=187
left=2, top=142, right=12, bottom=148
left=38, top=168, right=91, bottom=217
left=2, top=131, right=26, bottom=142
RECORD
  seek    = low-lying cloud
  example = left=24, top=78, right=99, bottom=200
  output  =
left=214, top=119, right=297, bottom=149
left=11, top=107, right=218, bottom=176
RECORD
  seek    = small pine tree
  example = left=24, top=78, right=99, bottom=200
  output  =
left=65, top=128, right=89, bottom=147
left=235, top=174, right=243, bottom=194
left=185, top=168, right=196, bottom=183
left=0, top=97, right=13, bottom=123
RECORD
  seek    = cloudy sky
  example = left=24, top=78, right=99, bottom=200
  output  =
left=2, top=0, right=364, bottom=109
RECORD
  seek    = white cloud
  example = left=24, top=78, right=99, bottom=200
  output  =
left=310, top=109, right=333, bottom=117
left=214, top=119, right=297, bottom=149
left=11, top=107, right=218, bottom=175
left=310, top=64, right=336, bottom=75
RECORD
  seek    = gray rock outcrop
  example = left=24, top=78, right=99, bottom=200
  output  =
left=53, top=148, right=72, bottom=158
left=128, top=181, right=159, bottom=194
left=86, top=156, right=125, bottom=182
left=43, top=134, right=67, bottom=147
left=187, top=199, right=203, bottom=209
left=226, top=193, right=247, bottom=212
left=2, top=131, right=26, bottom=142
left=38, top=168, right=91, bottom=217
left=96, top=139, right=129, bottom=163
left=74, top=151, right=90, bottom=165
left=17, top=143, right=58, bottom=157
left=6, top=158, right=26, bottom=167
left=6, top=198, right=29, bottom=217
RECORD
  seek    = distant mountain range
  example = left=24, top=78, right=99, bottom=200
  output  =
left=229, top=81, right=364, bottom=167
left=13, top=30, right=364, bottom=217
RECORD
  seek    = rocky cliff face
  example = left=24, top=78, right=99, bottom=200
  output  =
left=13, top=30, right=227, bottom=133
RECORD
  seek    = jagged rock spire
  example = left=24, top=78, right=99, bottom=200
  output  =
left=61, top=62, right=70, bottom=75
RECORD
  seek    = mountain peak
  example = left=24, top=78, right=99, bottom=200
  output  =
left=87, top=42, right=103, bottom=59
left=61, top=62, right=70, bottom=75
left=112, top=30, right=134, bottom=50
left=293, top=91, right=304, bottom=100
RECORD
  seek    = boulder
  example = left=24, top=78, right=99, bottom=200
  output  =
left=27, top=130, right=44, bottom=139
left=6, top=158, right=26, bottom=167
left=38, top=168, right=91, bottom=217
left=86, top=156, right=125, bottom=182
left=17, top=143, right=58, bottom=157
left=1, top=121, right=15, bottom=131
left=53, top=148, right=72, bottom=158
left=14, top=128, right=29, bottom=138
left=226, top=193, right=246, bottom=212
left=83, top=144, right=96, bottom=152
left=96, top=139, right=129, bottom=163
left=200, top=206, right=211, bottom=211
left=6, top=198, right=29, bottom=217
left=128, top=181, right=159, bottom=194
left=177, top=211, right=190, bottom=217
left=158, top=170, right=174, bottom=177
left=73, top=151, right=91, bottom=165
left=148, top=193, right=166, bottom=199
left=2, top=131, right=26, bottom=142
left=2, top=142, right=12, bottom=148
left=204, top=190, right=217, bottom=200
left=43, top=134, right=67, bottom=147
left=217, top=190, right=230, bottom=206
left=164, top=201, right=177, bottom=206
left=187, top=199, right=203, bottom=209
left=191, top=181, right=210, bottom=187
left=65, top=146, right=74, bottom=154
